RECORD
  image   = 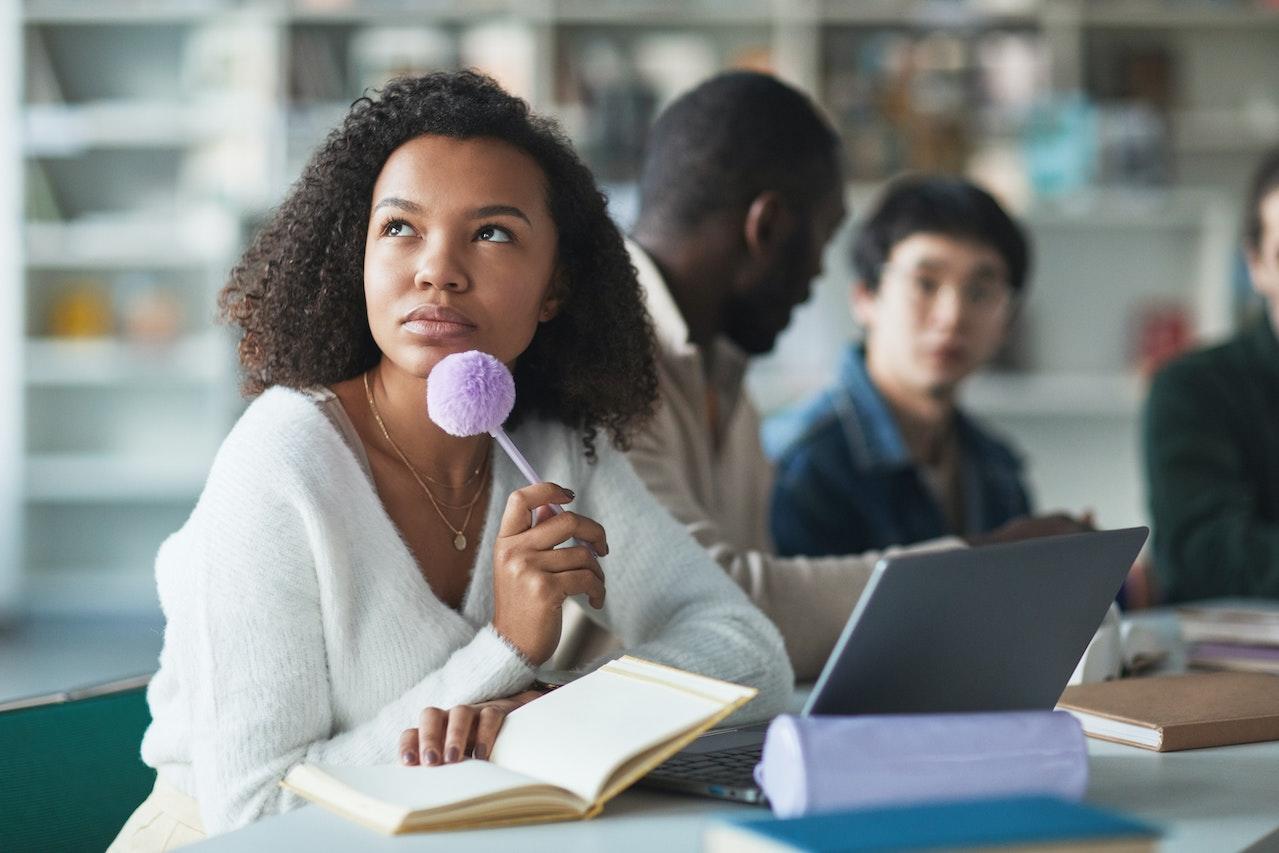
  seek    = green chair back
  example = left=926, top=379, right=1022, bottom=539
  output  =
left=0, top=675, right=155, bottom=853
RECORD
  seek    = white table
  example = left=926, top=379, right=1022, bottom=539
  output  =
left=194, top=612, right=1279, bottom=852
left=191, top=737, right=1279, bottom=852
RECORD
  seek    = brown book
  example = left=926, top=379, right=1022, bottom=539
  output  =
left=1056, top=672, right=1279, bottom=751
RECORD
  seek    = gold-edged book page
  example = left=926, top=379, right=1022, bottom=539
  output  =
left=489, top=656, right=758, bottom=805
left=594, top=691, right=756, bottom=806
left=281, top=761, right=590, bottom=834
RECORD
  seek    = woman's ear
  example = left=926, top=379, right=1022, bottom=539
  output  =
left=539, top=267, right=566, bottom=322
left=743, top=191, right=789, bottom=261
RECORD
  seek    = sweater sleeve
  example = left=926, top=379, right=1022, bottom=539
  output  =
left=1144, top=361, right=1279, bottom=600
left=173, top=433, right=534, bottom=833
left=625, top=404, right=963, bottom=680
left=571, top=443, right=793, bottom=721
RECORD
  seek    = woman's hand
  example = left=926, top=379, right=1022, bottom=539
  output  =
left=400, top=689, right=545, bottom=765
left=491, top=482, right=608, bottom=666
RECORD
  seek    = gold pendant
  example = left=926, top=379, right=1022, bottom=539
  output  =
left=453, top=532, right=467, bottom=551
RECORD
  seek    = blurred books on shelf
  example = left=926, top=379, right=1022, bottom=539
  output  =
left=349, top=25, right=456, bottom=96
left=460, top=20, right=538, bottom=102
left=290, top=28, right=348, bottom=102
left=1023, top=95, right=1099, bottom=198
left=1188, top=642, right=1279, bottom=675
left=1179, top=600, right=1279, bottom=646
left=1178, top=600, right=1279, bottom=675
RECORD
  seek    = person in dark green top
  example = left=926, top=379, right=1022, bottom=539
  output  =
left=1144, top=147, right=1279, bottom=602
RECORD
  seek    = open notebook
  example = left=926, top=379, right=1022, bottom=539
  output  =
left=281, top=657, right=757, bottom=833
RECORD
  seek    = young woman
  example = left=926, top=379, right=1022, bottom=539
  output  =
left=109, top=72, right=791, bottom=850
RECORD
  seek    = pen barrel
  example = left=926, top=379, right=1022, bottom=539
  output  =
left=491, top=427, right=598, bottom=558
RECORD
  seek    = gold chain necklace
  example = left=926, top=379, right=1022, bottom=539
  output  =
left=364, top=371, right=489, bottom=551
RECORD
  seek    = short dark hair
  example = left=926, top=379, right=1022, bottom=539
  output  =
left=219, top=71, right=657, bottom=460
left=1245, top=146, right=1279, bottom=252
left=635, top=71, right=841, bottom=233
left=853, top=175, right=1031, bottom=293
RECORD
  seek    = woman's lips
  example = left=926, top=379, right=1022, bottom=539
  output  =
left=400, top=304, right=477, bottom=341
left=402, top=319, right=476, bottom=340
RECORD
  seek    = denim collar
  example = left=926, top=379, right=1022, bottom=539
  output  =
left=833, top=346, right=914, bottom=473
left=834, top=346, right=1000, bottom=475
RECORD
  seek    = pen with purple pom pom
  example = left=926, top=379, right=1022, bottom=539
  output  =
left=427, top=350, right=597, bottom=554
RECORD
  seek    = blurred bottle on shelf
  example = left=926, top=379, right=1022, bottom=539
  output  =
left=47, top=281, right=114, bottom=339
left=1130, top=300, right=1192, bottom=379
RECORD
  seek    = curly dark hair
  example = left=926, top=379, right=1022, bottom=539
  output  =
left=219, top=71, right=657, bottom=459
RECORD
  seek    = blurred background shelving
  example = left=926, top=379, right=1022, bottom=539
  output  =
left=3, top=0, right=1277, bottom=620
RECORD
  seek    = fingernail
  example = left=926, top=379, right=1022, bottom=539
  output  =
left=424, top=749, right=439, bottom=765
left=564, top=488, right=575, bottom=500
left=402, top=750, right=417, bottom=765
left=445, top=747, right=460, bottom=764
left=474, top=744, right=487, bottom=760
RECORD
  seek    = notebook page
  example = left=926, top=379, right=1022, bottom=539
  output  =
left=489, top=657, right=754, bottom=803
left=294, top=761, right=557, bottom=815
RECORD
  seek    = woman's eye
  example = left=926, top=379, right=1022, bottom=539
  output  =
left=477, top=224, right=513, bottom=243
left=384, top=219, right=418, bottom=238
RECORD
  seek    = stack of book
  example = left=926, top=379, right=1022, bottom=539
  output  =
left=1179, top=600, right=1279, bottom=675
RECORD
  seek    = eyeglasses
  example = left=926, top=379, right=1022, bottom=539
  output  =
left=881, top=263, right=1015, bottom=317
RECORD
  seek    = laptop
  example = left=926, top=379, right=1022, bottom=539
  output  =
left=641, top=526, right=1149, bottom=803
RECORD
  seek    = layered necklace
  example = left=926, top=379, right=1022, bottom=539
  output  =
left=364, top=371, right=490, bottom=551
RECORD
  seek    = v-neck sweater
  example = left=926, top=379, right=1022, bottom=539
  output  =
left=140, top=386, right=792, bottom=834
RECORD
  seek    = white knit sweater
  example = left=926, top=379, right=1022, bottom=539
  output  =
left=140, top=386, right=792, bottom=834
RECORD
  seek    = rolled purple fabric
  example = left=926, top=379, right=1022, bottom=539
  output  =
left=755, top=711, right=1088, bottom=818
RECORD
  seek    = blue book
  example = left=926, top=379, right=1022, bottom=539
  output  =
left=704, top=796, right=1158, bottom=852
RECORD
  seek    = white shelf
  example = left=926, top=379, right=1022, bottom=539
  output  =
left=1081, top=2, right=1279, bottom=29
left=25, top=101, right=272, bottom=156
left=26, top=452, right=213, bottom=502
left=287, top=101, right=352, bottom=135
left=1172, top=109, right=1279, bottom=155
left=25, top=214, right=237, bottom=269
left=962, top=371, right=1144, bottom=417
left=22, top=1, right=236, bottom=24
left=1025, top=188, right=1223, bottom=230
left=25, top=335, right=231, bottom=387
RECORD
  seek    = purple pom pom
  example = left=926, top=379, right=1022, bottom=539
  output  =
left=426, top=350, right=516, bottom=437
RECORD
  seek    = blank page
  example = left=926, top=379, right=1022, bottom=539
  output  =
left=490, top=657, right=753, bottom=803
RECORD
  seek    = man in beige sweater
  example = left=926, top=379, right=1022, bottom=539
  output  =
left=556, top=72, right=1083, bottom=680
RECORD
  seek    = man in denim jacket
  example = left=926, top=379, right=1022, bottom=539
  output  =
left=770, top=176, right=1034, bottom=556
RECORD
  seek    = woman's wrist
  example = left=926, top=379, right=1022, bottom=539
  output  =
left=487, top=622, right=539, bottom=670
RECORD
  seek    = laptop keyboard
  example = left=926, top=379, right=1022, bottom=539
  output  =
left=648, top=742, right=764, bottom=786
